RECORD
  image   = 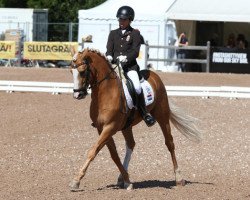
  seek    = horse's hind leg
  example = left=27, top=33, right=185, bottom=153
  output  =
left=152, top=104, right=185, bottom=186
left=106, top=137, right=133, bottom=190
left=117, top=127, right=136, bottom=187
left=160, top=122, right=185, bottom=186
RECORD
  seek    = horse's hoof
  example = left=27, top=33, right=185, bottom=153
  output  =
left=176, top=179, right=186, bottom=186
left=117, top=180, right=124, bottom=187
left=124, top=182, right=133, bottom=190
left=69, top=180, right=80, bottom=191
left=117, top=175, right=124, bottom=187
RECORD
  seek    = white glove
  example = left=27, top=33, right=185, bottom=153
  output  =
left=117, top=55, right=127, bottom=63
left=106, top=55, right=113, bottom=63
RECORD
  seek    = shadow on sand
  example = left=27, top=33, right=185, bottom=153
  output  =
left=100, top=179, right=214, bottom=190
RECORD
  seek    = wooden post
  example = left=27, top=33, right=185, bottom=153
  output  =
left=206, top=41, right=210, bottom=73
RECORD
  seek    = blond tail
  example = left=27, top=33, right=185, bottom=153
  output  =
left=169, top=102, right=203, bottom=143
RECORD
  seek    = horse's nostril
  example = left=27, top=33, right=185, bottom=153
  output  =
left=77, top=94, right=84, bottom=100
left=73, top=92, right=79, bottom=99
left=73, top=91, right=86, bottom=100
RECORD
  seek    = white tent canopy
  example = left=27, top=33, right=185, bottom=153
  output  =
left=165, top=0, right=250, bottom=22
left=79, top=0, right=175, bottom=22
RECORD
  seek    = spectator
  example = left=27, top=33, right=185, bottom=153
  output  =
left=177, top=32, right=188, bottom=72
left=210, top=33, right=219, bottom=46
left=238, top=40, right=246, bottom=49
left=236, top=34, right=248, bottom=48
left=226, top=33, right=236, bottom=48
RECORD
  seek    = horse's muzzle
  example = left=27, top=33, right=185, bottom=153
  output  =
left=73, top=89, right=88, bottom=100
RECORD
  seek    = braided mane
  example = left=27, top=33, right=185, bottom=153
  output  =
left=84, top=47, right=110, bottom=62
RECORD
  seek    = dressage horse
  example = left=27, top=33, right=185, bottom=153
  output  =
left=69, top=48, right=202, bottom=191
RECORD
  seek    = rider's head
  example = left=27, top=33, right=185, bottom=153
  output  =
left=116, top=6, right=134, bottom=29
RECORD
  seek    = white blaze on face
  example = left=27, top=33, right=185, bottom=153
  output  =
left=72, top=68, right=80, bottom=98
left=73, top=53, right=78, bottom=61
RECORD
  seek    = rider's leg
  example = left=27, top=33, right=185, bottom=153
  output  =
left=127, top=70, right=156, bottom=127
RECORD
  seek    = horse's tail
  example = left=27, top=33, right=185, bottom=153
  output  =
left=169, top=102, right=203, bottom=143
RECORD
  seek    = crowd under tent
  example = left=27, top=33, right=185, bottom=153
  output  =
left=165, top=0, right=250, bottom=73
left=165, top=0, right=250, bottom=47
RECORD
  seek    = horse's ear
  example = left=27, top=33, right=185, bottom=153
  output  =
left=70, top=45, right=76, bottom=57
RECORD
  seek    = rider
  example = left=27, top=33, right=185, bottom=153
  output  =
left=106, top=5, right=156, bottom=127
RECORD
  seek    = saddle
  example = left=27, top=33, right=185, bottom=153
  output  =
left=125, top=71, right=151, bottom=103
left=122, top=70, right=154, bottom=129
left=117, top=67, right=151, bottom=106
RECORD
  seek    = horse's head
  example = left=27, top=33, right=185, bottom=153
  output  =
left=70, top=49, right=92, bottom=100
left=70, top=47, right=115, bottom=100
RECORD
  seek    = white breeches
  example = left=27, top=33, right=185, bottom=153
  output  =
left=127, top=70, right=142, bottom=94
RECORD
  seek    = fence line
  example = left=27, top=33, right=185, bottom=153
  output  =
left=1, top=80, right=250, bottom=99
left=0, top=80, right=73, bottom=95
left=166, top=86, right=250, bottom=99
left=145, top=41, right=210, bottom=72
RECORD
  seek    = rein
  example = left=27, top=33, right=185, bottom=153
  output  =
left=90, top=64, right=118, bottom=89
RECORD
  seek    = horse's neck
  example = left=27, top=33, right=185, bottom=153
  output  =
left=91, top=64, right=119, bottom=100
left=92, top=71, right=118, bottom=93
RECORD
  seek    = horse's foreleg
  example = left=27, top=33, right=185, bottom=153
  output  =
left=106, top=137, right=133, bottom=190
left=117, top=127, right=135, bottom=187
left=69, top=127, right=115, bottom=191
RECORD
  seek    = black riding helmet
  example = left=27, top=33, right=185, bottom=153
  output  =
left=116, top=6, right=135, bottom=21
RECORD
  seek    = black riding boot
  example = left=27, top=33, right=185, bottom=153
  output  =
left=138, top=92, right=156, bottom=127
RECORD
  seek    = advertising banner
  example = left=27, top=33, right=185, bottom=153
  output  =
left=0, top=41, right=16, bottom=59
left=23, top=42, right=78, bottom=60
left=210, top=47, right=250, bottom=73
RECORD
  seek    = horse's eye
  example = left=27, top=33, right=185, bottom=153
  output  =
left=79, top=71, right=86, bottom=77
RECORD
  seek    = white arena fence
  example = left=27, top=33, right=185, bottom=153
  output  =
left=0, top=80, right=250, bottom=99
left=0, top=81, right=73, bottom=95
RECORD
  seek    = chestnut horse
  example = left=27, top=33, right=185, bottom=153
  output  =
left=69, top=48, right=202, bottom=191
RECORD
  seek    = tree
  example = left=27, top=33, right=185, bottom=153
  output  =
left=0, top=0, right=106, bottom=41
left=27, top=0, right=106, bottom=22
left=0, top=0, right=27, bottom=8
left=0, top=0, right=4, bottom=7
left=27, top=0, right=106, bottom=41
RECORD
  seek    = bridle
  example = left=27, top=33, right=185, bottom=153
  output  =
left=72, top=55, right=127, bottom=115
left=72, top=59, right=91, bottom=96
left=72, top=58, right=118, bottom=96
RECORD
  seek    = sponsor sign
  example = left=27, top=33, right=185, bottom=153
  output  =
left=23, top=42, right=78, bottom=60
left=210, top=47, right=250, bottom=73
left=0, top=41, right=16, bottom=59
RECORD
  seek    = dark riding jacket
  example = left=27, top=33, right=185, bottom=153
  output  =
left=106, top=26, right=141, bottom=73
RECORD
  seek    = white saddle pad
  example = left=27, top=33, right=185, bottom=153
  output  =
left=122, top=80, right=154, bottom=109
